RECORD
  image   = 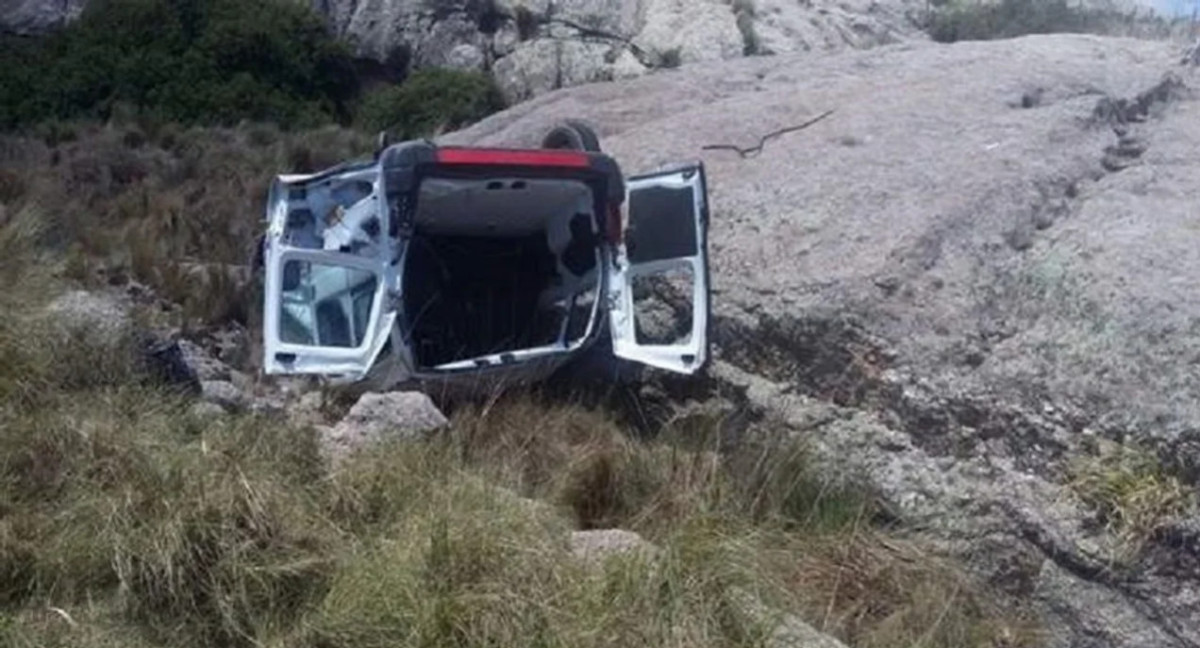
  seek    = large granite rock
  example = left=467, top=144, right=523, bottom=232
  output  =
left=438, top=35, right=1200, bottom=647
left=324, top=391, right=449, bottom=459
left=634, top=0, right=745, bottom=64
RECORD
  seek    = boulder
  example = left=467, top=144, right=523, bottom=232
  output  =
left=728, top=588, right=850, bottom=648
left=210, top=324, right=252, bottom=372
left=178, top=338, right=232, bottom=382
left=749, top=0, right=922, bottom=55
left=609, top=48, right=648, bottom=81
left=410, top=13, right=490, bottom=69
left=322, top=0, right=423, bottom=63
left=43, top=290, right=206, bottom=393
left=492, top=38, right=615, bottom=103
left=633, top=0, right=744, bottom=65
left=200, top=380, right=250, bottom=412
left=189, top=401, right=228, bottom=421
left=542, top=0, right=641, bottom=38
left=445, top=43, right=486, bottom=70
left=44, top=290, right=132, bottom=351
left=569, top=529, right=657, bottom=563
left=325, top=391, right=448, bottom=457
left=139, top=337, right=202, bottom=395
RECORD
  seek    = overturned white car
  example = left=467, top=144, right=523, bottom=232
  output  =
left=257, top=122, right=710, bottom=392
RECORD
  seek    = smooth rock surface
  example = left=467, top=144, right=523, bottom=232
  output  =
left=441, top=35, right=1192, bottom=442
left=442, top=34, right=1200, bottom=647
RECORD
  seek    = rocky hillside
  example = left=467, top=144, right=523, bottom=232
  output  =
left=442, top=34, right=1200, bottom=647
left=2, top=0, right=928, bottom=101
left=5, top=0, right=1188, bottom=104
left=317, top=0, right=929, bottom=101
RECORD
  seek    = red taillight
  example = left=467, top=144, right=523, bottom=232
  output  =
left=436, top=148, right=590, bottom=168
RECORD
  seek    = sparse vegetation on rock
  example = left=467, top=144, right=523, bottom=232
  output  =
left=1068, top=439, right=1197, bottom=565
left=927, top=0, right=1187, bottom=43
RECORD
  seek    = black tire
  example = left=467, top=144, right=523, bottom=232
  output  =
left=541, top=119, right=602, bottom=152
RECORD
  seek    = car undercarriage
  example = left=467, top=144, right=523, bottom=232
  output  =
left=259, top=122, right=710, bottom=390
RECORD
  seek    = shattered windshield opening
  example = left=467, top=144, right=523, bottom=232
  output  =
left=280, top=259, right=379, bottom=348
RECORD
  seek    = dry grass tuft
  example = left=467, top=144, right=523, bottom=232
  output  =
left=0, top=123, right=375, bottom=335
left=1067, top=439, right=1197, bottom=564
left=0, top=194, right=1038, bottom=647
left=0, top=387, right=331, bottom=648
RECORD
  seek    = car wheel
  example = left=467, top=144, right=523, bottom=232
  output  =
left=541, top=120, right=602, bottom=152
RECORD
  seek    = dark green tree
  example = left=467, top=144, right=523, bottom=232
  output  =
left=356, top=67, right=506, bottom=139
left=0, top=0, right=359, bottom=129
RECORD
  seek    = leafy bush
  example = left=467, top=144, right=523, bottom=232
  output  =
left=0, top=0, right=358, bottom=130
left=356, top=68, right=505, bottom=139
left=928, top=0, right=1137, bottom=43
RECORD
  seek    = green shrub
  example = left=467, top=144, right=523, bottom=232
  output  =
left=929, top=0, right=1107, bottom=42
left=0, top=0, right=358, bottom=130
left=356, top=68, right=505, bottom=139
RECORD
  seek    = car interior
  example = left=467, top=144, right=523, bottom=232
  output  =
left=402, top=176, right=603, bottom=369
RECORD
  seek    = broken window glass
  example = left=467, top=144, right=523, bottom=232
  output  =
left=279, top=260, right=379, bottom=348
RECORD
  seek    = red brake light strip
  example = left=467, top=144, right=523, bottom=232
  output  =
left=436, top=148, right=590, bottom=168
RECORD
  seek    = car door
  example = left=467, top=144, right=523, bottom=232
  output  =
left=261, top=169, right=398, bottom=380
left=606, top=162, right=710, bottom=374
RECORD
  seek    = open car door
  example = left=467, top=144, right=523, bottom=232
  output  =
left=261, top=169, right=397, bottom=380
left=607, top=163, right=710, bottom=374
